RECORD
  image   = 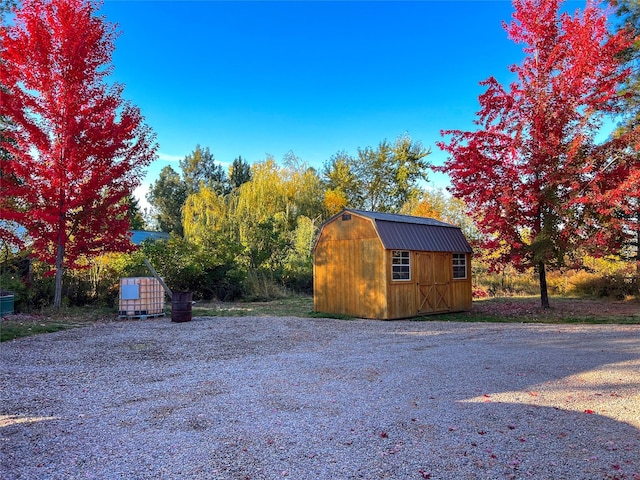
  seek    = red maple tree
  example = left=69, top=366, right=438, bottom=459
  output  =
left=0, top=0, right=157, bottom=308
left=437, top=0, right=639, bottom=308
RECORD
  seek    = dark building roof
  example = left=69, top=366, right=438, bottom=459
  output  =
left=130, top=230, right=170, bottom=245
left=344, top=209, right=473, bottom=253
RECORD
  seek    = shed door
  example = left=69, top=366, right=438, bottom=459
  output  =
left=416, top=252, right=451, bottom=314
left=433, top=253, right=451, bottom=311
left=416, top=253, right=434, bottom=314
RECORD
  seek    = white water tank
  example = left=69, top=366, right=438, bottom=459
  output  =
left=118, top=277, right=165, bottom=319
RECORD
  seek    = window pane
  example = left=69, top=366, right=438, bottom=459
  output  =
left=392, top=251, right=411, bottom=280
left=452, top=254, right=466, bottom=279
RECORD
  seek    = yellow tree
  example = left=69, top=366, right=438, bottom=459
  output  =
left=234, top=157, right=289, bottom=243
left=401, top=189, right=479, bottom=242
left=401, top=191, right=446, bottom=220
left=323, top=189, right=348, bottom=215
left=285, top=163, right=324, bottom=220
left=182, top=186, right=232, bottom=245
left=321, top=152, right=362, bottom=210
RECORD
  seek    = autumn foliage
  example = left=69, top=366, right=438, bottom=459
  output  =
left=438, top=0, right=639, bottom=307
left=0, top=0, right=157, bottom=307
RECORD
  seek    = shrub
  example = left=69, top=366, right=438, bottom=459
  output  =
left=472, top=285, right=489, bottom=299
left=282, top=257, right=313, bottom=294
left=569, top=269, right=637, bottom=299
left=472, top=266, right=539, bottom=297
left=140, top=235, right=247, bottom=301
left=243, top=269, right=288, bottom=301
left=0, top=273, right=28, bottom=312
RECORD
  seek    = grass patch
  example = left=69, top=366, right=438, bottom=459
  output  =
left=192, top=295, right=315, bottom=318
left=1, top=306, right=117, bottom=342
left=417, top=296, right=640, bottom=324
left=0, top=321, right=71, bottom=342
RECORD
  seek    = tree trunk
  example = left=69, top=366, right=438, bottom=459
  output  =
left=53, top=235, right=64, bottom=311
left=538, top=261, right=550, bottom=309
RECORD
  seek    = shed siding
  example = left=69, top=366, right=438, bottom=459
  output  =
left=386, top=250, right=417, bottom=319
left=316, top=212, right=379, bottom=242
left=449, top=253, right=473, bottom=312
left=314, top=215, right=388, bottom=318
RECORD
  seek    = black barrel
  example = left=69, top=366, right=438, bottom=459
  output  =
left=171, top=291, right=192, bottom=322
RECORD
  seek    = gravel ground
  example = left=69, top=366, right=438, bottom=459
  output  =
left=1, top=316, right=639, bottom=480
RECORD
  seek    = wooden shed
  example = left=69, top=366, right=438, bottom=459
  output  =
left=313, top=209, right=473, bottom=319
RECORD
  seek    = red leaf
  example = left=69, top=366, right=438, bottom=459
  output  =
left=584, top=409, right=595, bottom=414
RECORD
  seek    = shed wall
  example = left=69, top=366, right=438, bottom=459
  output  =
left=314, top=214, right=388, bottom=318
left=386, top=251, right=417, bottom=319
left=450, top=253, right=473, bottom=311
left=383, top=251, right=472, bottom=318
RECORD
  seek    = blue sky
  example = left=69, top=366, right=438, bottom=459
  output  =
left=98, top=0, right=583, bottom=207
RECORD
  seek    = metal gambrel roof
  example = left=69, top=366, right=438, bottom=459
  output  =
left=346, top=209, right=473, bottom=253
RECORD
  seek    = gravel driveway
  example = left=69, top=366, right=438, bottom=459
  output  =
left=1, top=316, right=639, bottom=479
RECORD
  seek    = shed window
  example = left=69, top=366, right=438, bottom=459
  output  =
left=392, top=251, right=411, bottom=280
left=453, top=253, right=467, bottom=279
